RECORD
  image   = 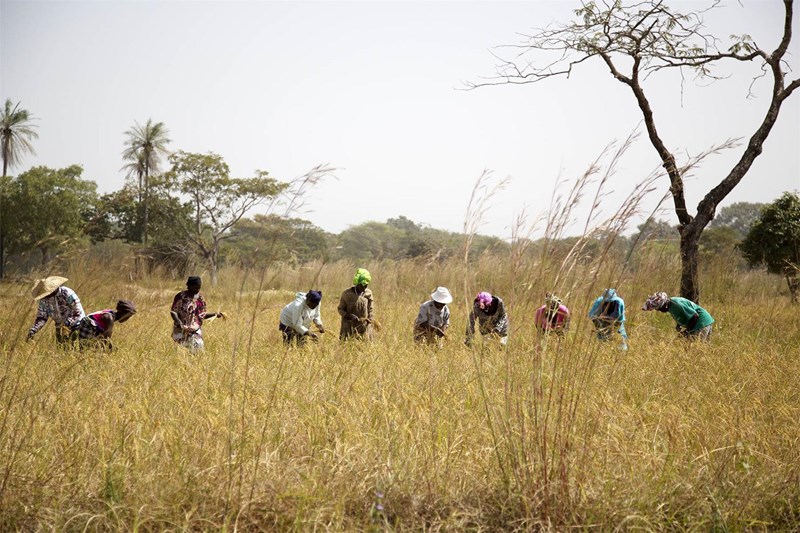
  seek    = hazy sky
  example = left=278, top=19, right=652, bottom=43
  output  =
left=1, top=0, right=798, bottom=238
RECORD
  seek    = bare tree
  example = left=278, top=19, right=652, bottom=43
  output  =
left=470, top=0, right=799, bottom=302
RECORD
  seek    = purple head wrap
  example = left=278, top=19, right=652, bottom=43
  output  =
left=476, top=292, right=493, bottom=309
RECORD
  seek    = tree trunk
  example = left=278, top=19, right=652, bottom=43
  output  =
left=209, top=243, right=219, bottom=287
left=0, top=219, right=4, bottom=280
left=143, top=169, right=149, bottom=245
left=1, top=163, right=6, bottom=280
left=787, top=275, right=799, bottom=304
left=679, top=228, right=701, bottom=303
left=40, top=246, right=50, bottom=267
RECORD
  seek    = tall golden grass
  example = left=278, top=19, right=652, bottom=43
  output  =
left=0, top=249, right=797, bottom=531
left=1, top=144, right=798, bottom=530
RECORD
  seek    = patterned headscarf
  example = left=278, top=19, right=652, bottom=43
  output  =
left=545, top=293, right=562, bottom=310
left=353, top=268, right=372, bottom=286
left=476, top=292, right=493, bottom=309
left=642, top=291, right=669, bottom=311
left=602, top=288, right=617, bottom=302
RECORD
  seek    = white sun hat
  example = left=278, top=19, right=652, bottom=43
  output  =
left=31, top=276, right=69, bottom=300
left=431, top=287, right=453, bottom=304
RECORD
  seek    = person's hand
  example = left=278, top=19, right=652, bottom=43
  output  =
left=317, top=325, right=325, bottom=334
left=347, top=314, right=361, bottom=323
left=217, top=311, right=227, bottom=320
left=306, top=331, right=319, bottom=340
left=26, top=333, right=34, bottom=342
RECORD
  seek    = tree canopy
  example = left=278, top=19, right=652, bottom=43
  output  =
left=740, top=192, right=800, bottom=302
left=474, top=0, right=800, bottom=302
left=161, top=151, right=289, bottom=284
left=5, top=165, right=97, bottom=265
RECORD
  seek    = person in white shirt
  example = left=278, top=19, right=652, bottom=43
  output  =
left=279, top=290, right=324, bottom=345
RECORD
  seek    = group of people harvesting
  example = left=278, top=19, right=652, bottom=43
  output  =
left=26, top=268, right=716, bottom=352
left=277, top=268, right=716, bottom=349
left=25, top=274, right=224, bottom=352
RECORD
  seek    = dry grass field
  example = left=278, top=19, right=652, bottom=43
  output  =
left=1, top=253, right=798, bottom=531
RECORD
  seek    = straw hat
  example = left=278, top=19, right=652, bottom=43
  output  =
left=431, top=287, right=453, bottom=304
left=31, top=276, right=68, bottom=300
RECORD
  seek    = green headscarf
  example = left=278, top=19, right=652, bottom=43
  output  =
left=353, top=268, right=372, bottom=286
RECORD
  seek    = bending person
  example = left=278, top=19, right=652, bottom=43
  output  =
left=73, top=300, right=136, bottom=351
left=642, top=291, right=714, bottom=342
left=28, top=276, right=85, bottom=344
left=588, top=288, right=628, bottom=350
left=279, top=290, right=325, bottom=345
left=534, top=293, right=570, bottom=337
left=413, top=287, right=452, bottom=345
left=465, top=291, right=509, bottom=346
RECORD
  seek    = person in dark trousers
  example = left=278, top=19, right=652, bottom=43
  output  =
left=279, top=290, right=325, bottom=345
left=72, top=300, right=136, bottom=351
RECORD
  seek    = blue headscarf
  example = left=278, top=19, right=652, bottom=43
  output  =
left=306, top=290, right=322, bottom=304
left=589, top=288, right=625, bottom=322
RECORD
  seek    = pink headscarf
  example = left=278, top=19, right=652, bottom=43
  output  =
left=476, top=292, right=493, bottom=309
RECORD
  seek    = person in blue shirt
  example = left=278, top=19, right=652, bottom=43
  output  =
left=588, top=288, right=628, bottom=350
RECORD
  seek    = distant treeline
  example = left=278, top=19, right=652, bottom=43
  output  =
left=0, top=163, right=766, bottom=276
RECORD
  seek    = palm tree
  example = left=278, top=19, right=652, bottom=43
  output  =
left=0, top=99, right=39, bottom=278
left=122, top=119, right=171, bottom=244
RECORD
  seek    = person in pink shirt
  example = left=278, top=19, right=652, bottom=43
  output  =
left=73, top=300, right=136, bottom=351
left=534, top=293, right=570, bottom=336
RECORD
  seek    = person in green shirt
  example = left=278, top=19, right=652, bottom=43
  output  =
left=642, top=292, right=715, bottom=341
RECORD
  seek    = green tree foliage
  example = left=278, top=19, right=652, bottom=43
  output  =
left=632, top=219, right=678, bottom=242
left=87, top=183, right=190, bottom=245
left=708, top=202, right=765, bottom=239
left=226, top=214, right=331, bottom=267
left=0, top=98, right=39, bottom=278
left=335, top=217, right=508, bottom=262
left=699, top=225, right=742, bottom=258
left=162, top=151, right=289, bottom=284
left=740, top=192, right=800, bottom=303
left=5, top=165, right=97, bottom=266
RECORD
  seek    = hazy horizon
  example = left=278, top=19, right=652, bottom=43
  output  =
left=2, top=0, right=798, bottom=239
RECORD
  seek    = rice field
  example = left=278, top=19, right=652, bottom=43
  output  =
left=0, top=253, right=798, bottom=531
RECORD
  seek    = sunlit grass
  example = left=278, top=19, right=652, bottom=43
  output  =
left=1, top=255, right=798, bottom=530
